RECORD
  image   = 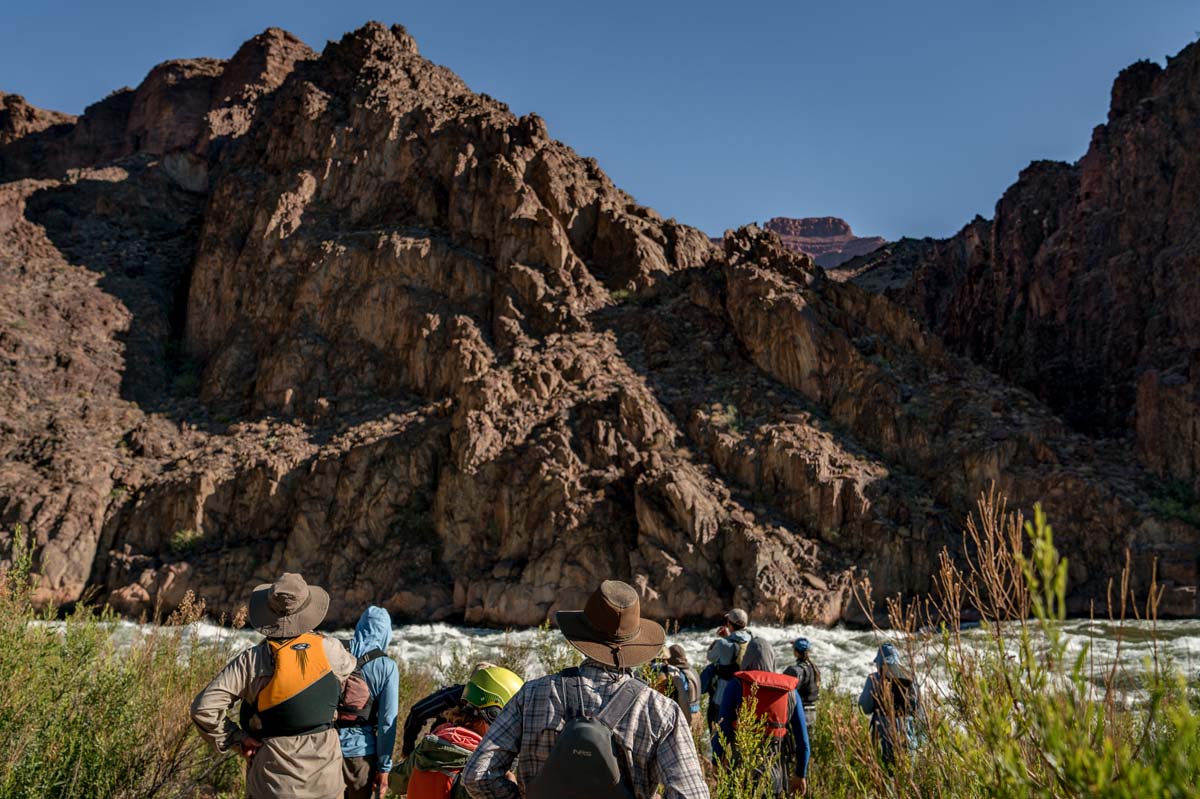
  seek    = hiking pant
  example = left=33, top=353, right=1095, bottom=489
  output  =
left=342, top=755, right=377, bottom=799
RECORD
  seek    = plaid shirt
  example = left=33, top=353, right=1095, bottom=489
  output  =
left=461, top=660, right=710, bottom=799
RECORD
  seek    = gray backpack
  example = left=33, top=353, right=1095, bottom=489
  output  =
left=526, top=667, right=643, bottom=799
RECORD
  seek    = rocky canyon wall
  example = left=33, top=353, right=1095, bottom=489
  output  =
left=0, top=23, right=1195, bottom=626
left=835, top=46, right=1200, bottom=502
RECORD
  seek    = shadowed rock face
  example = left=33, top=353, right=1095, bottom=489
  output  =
left=834, top=46, right=1200, bottom=507
left=0, top=23, right=1195, bottom=626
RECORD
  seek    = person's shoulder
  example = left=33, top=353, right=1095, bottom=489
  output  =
left=523, top=672, right=561, bottom=692
left=222, top=641, right=262, bottom=668
left=214, top=639, right=271, bottom=680
left=635, top=678, right=682, bottom=716
left=317, top=632, right=348, bottom=649
left=362, top=650, right=399, bottom=676
left=318, top=633, right=351, bottom=649
left=318, top=634, right=358, bottom=667
left=634, top=681, right=688, bottom=738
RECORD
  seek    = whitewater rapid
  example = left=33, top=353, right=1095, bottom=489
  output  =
left=125, top=617, right=1200, bottom=694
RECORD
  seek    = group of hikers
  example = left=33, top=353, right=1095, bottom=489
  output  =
left=191, top=574, right=924, bottom=798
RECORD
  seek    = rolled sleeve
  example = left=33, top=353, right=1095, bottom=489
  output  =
left=190, top=648, right=254, bottom=753
left=461, top=688, right=524, bottom=799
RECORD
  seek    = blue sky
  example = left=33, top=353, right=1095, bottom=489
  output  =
left=2, top=1, right=1195, bottom=239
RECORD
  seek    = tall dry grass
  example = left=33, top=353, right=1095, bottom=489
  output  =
left=808, top=488, right=1200, bottom=798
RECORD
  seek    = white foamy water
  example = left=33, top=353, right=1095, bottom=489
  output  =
left=95, top=617, right=1200, bottom=696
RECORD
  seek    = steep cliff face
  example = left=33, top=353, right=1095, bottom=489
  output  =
left=0, top=23, right=1195, bottom=626
left=835, top=44, right=1200, bottom=503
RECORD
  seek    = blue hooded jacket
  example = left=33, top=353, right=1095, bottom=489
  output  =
left=338, top=606, right=400, bottom=772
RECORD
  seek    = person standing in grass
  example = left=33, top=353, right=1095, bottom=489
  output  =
left=191, top=573, right=357, bottom=799
left=782, top=637, right=820, bottom=725
left=337, top=606, right=399, bottom=799
left=713, top=638, right=809, bottom=797
left=704, top=609, right=753, bottom=732
left=392, top=665, right=524, bottom=798
left=461, top=580, right=710, bottom=799
left=655, top=644, right=703, bottom=733
left=858, top=643, right=924, bottom=768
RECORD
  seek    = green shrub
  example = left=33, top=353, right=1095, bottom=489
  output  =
left=169, top=528, right=203, bottom=555
left=712, top=687, right=785, bottom=799
left=0, top=534, right=244, bottom=799
left=1148, top=481, right=1200, bottom=527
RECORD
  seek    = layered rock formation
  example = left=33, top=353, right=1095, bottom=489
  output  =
left=761, top=216, right=886, bottom=267
left=0, top=23, right=1195, bottom=626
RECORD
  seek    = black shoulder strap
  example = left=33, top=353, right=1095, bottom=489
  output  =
left=561, top=667, right=584, bottom=720
left=596, top=677, right=643, bottom=729
left=357, top=648, right=386, bottom=669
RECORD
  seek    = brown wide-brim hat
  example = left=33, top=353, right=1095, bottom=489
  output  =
left=248, top=572, right=330, bottom=638
left=667, top=644, right=690, bottom=668
left=556, top=580, right=665, bottom=668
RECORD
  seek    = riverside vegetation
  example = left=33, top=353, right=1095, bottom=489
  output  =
left=1, top=493, right=1198, bottom=799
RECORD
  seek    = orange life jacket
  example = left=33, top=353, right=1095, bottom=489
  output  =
left=733, top=670, right=797, bottom=739
left=241, top=633, right=340, bottom=738
left=406, top=724, right=483, bottom=799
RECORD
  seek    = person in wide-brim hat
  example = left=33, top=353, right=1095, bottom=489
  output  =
left=555, top=580, right=665, bottom=668
left=247, top=572, right=331, bottom=638
left=191, top=572, right=357, bottom=799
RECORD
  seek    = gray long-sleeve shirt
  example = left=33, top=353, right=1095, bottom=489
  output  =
left=190, top=635, right=356, bottom=799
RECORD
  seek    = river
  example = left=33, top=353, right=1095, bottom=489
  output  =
left=130, top=617, right=1200, bottom=695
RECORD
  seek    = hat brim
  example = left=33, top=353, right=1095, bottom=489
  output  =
left=556, top=610, right=665, bottom=669
left=248, top=582, right=330, bottom=638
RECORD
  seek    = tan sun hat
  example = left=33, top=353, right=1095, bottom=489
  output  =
left=555, top=580, right=665, bottom=668
left=248, top=573, right=330, bottom=638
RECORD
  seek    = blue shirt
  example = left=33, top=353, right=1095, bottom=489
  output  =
left=338, top=606, right=399, bottom=772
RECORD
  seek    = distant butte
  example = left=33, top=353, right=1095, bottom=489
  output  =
left=715, top=217, right=886, bottom=267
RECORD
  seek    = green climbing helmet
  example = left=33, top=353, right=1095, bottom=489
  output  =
left=463, top=666, right=524, bottom=711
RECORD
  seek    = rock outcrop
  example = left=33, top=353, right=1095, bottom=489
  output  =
left=834, top=45, right=1200, bottom=507
left=0, top=23, right=1195, bottom=626
left=0, top=93, right=75, bottom=147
